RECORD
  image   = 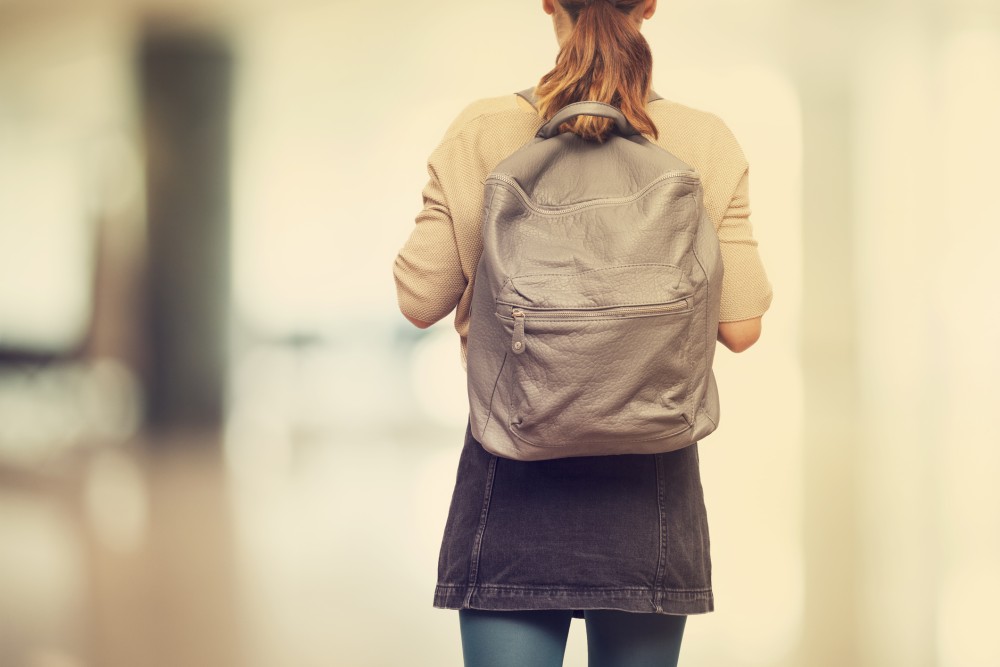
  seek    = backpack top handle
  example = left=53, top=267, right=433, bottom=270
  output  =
left=537, top=101, right=638, bottom=139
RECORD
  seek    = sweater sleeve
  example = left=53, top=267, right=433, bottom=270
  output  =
left=717, top=166, right=773, bottom=321
left=392, top=139, right=468, bottom=325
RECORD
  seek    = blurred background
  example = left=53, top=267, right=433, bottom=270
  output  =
left=1, top=0, right=998, bottom=665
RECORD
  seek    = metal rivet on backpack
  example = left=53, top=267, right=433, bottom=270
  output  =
left=514, top=342, right=523, bottom=350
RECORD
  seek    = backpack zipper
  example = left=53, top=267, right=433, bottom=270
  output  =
left=504, top=300, right=690, bottom=354
left=487, top=172, right=698, bottom=216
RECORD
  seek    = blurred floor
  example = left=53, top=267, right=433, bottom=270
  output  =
left=0, top=426, right=490, bottom=667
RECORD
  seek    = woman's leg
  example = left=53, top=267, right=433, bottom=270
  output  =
left=459, top=609, right=574, bottom=667
left=583, top=610, right=687, bottom=667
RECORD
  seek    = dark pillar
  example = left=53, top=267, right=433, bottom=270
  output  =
left=139, top=32, right=232, bottom=434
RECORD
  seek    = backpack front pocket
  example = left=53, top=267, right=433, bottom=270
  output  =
left=494, top=296, right=697, bottom=450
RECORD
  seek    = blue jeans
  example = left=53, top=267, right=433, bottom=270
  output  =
left=459, top=608, right=686, bottom=667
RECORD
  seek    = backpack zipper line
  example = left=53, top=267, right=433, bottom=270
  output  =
left=496, top=300, right=691, bottom=320
left=486, top=172, right=699, bottom=216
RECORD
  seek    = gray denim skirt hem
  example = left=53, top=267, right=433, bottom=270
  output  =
left=433, top=584, right=714, bottom=617
left=434, top=419, right=715, bottom=618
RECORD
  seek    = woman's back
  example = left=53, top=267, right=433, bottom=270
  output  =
left=393, top=92, right=771, bottom=366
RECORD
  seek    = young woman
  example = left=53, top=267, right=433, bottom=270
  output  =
left=393, top=0, right=772, bottom=664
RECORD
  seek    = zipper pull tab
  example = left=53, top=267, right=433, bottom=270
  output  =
left=511, top=309, right=526, bottom=354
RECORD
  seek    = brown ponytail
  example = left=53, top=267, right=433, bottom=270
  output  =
left=536, top=0, right=657, bottom=142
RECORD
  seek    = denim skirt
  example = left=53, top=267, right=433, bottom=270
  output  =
left=433, top=420, right=714, bottom=617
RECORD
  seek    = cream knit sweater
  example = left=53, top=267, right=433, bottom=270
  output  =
left=393, top=93, right=773, bottom=367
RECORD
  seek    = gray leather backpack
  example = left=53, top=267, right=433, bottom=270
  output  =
left=466, top=89, right=723, bottom=461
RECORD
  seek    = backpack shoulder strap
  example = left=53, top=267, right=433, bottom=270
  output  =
left=516, top=87, right=539, bottom=110
left=515, top=87, right=664, bottom=110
